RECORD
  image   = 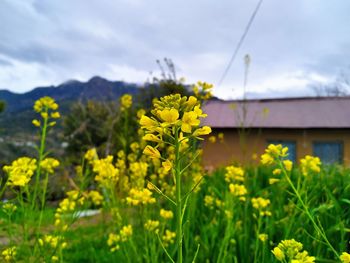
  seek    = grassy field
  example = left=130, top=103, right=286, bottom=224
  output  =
left=1, top=91, right=350, bottom=262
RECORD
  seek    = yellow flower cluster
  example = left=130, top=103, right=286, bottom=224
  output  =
left=258, top=233, right=268, bottom=242
left=84, top=148, right=98, bottom=163
left=272, top=239, right=315, bottom=262
left=208, top=133, right=224, bottom=144
left=1, top=246, right=16, bottom=262
left=32, top=96, right=60, bottom=127
left=38, top=234, right=67, bottom=250
left=129, top=161, right=148, bottom=188
left=204, top=194, right=223, bottom=210
left=126, top=188, right=156, bottom=206
left=2, top=203, right=17, bottom=214
left=192, top=81, right=213, bottom=101
left=160, top=209, right=174, bottom=219
left=88, top=190, right=104, bottom=206
left=300, top=155, right=321, bottom=176
left=251, top=197, right=272, bottom=217
left=107, top=225, right=133, bottom=252
left=144, top=220, right=160, bottom=233
left=140, top=94, right=211, bottom=149
left=261, top=144, right=288, bottom=165
left=225, top=165, right=244, bottom=183
left=120, top=94, right=132, bottom=111
left=40, top=158, right=60, bottom=174
left=3, top=157, right=37, bottom=187
left=162, top=229, right=176, bottom=247
left=92, top=156, right=119, bottom=187
left=229, top=184, right=248, bottom=201
left=54, top=190, right=85, bottom=231
left=341, top=252, right=350, bottom=263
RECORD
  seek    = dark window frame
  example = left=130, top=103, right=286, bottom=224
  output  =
left=266, top=139, right=297, bottom=162
left=312, top=140, right=344, bottom=164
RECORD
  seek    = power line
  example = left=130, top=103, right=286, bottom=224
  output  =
left=217, top=0, right=264, bottom=87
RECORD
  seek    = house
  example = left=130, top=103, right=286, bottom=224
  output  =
left=201, top=96, right=350, bottom=168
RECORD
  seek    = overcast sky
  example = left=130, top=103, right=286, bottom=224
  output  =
left=0, top=0, right=349, bottom=99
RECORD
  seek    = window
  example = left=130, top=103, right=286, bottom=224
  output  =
left=313, top=141, right=343, bottom=164
left=267, top=140, right=296, bottom=162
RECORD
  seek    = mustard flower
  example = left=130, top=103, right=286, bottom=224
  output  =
left=162, top=159, right=172, bottom=172
left=283, top=160, right=293, bottom=172
left=144, top=220, right=160, bottom=232
left=84, top=148, right=98, bottom=162
left=32, top=119, right=41, bottom=127
left=162, top=230, right=176, bottom=247
left=40, top=158, right=60, bottom=174
left=93, top=156, right=119, bottom=186
left=126, top=188, right=156, bottom=205
left=34, top=96, right=58, bottom=113
left=160, top=209, right=174, bottom=219
left=251, top=197, right=271, bottom=216
left=272, top=239, right=315, bottom=262
left=192, top=126, right=212, bottom=137
left=229, top=184, right=247, bottom=200
left=120, top=225, right=133, bottom=241
left=209, top=136, right=216, bottom=143
left=143, top=145, right=161, bottom=159
left=2, top=246, right=16, bottom=262
left=142, top=134, right=162, bottom=143
left=3, top=157, right=37, bottom=187
left=88, top=190, right=103, bottom=206
left=340, top=252, right=350, bottom=263
left=2, top=203, right=17, bottom=214
left=261, top=144, right=288, bottom=165
left=181, top=111, right=200, bottom=133
left=159, top=108, right=179, bottom=124
left=137, top=108, right=146, bottom=119
left=120, top=94, right=132, bottom=110
left=300, top=155, right=321, bottom=176
left=258, top=233, right=268, bottom=242
left=107, top=233, right=121, bottom=252
left=225, top=165, right=244, bottom=183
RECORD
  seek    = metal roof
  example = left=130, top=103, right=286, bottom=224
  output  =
left=202, top=97, right=350, bottom=128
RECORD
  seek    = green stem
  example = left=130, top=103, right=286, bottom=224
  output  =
left=174, top=131, right=183, bottom=263
left=37, top=171, right=49, bottom=236
left=32, top=109, right=49, bottom=209
left=278, top=159, right=340, bottom=259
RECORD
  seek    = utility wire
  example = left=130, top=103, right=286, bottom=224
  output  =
left=217, top=0, right=264, bottom=87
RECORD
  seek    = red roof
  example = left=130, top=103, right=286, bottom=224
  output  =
left=202, top=97, right=350, bottom=128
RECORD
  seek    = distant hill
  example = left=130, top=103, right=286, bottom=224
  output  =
left=0, top=76, right=140, bottom=113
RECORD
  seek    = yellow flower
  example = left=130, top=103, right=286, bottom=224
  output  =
left=140, top=115, right=158, bottom=129
left=225, top=165, right=245, bottom=183
left=187, top=96, right=197, bottom=107
left=258, top=233, right=268, bottom=242
left=2, top=203, right=17, bottom=214
left=300, top=155, right=321, bottom=176
left=51, top=112, right=61, bottom=118
left=143, top=145, right=161, bottom=159
left=272, top=247, right=285, bottom=261
left=2, top=246, right=16, bottom=262
left=93, top=156, right=119, bottom=186
left=181, top=111, right=200, bottom=133
left=84, top=148, right=98, bottom=162
left=88, top=190, right=103, bottom=206
left=144, top=220, right=160, bottom=232
left=229, top=184, right=247, bottom=197
left=283, top=160, right=293, bottom=172
left=162, top=230, right=176, bottom=247
left=160, top=209, right=174, bottom=219
left=209, top=136, right=216, bottom=143
left=273, top=168, right=282, bottom=175
left=32, top=119, right=41, bottom=127
left=162, top=159, right=172, bottom=172
left=269, top=178, right=280, bottom=185
left=340, top=252, right=350, bottom=263
left=126, top=188, right=156, bottom=206
left=142, top=134, right=162, bottom=143
left=159, top=108, right=179, bottom=124
left=4, top=157, right=37, bottom=187
left=40, top=158, right=60, bottom=174
left=34, top=96, right=58, bottom=112
left=120, top=94, right=132, bottom=110
left=120, top=225, right=133, bottom=241
left=192, top=126, right=212, bottom=136
left=261, top=144, right=288, bottom=165
left=137, top=109, right=146, bottom=119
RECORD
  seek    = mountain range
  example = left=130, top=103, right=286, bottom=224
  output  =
left=0, top=76, right=140, bottom=113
